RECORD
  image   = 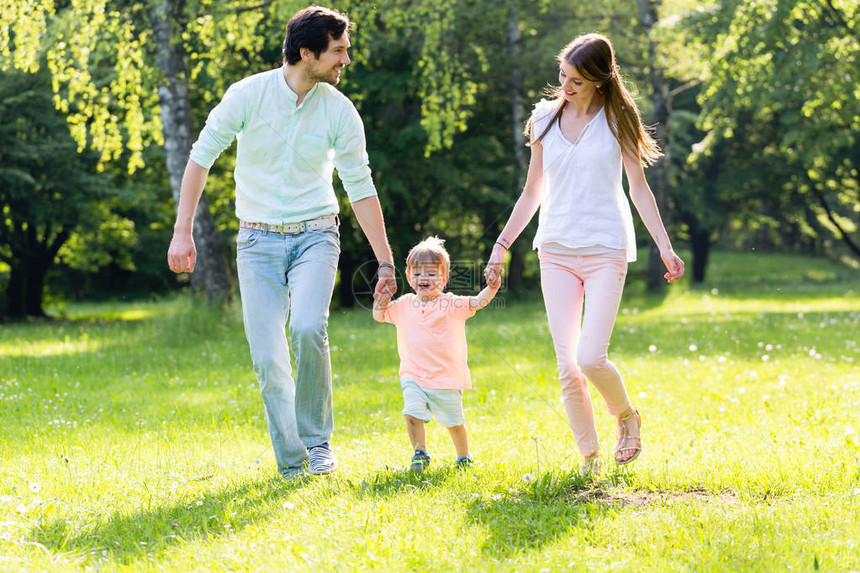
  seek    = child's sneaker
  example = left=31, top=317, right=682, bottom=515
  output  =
left=410, top=450, right=431, bottom=472
left=455, top=455, right=473, bottom=468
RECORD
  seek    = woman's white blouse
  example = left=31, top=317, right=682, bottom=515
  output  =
left=531, top=99, right=637, bottom=262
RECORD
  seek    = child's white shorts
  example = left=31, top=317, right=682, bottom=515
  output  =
left=400, top=377, right=465, bottom=427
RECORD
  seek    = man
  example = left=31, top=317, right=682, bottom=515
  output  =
left=167, top=6, right=396, bottom=480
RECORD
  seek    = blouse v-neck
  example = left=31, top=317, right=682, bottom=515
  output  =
left=557, top=106, right=605, bottom=147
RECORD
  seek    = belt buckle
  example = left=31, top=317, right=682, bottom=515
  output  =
left=278, top=222, right=301, bottom=235
left=274, top=218, right=323, bottom=235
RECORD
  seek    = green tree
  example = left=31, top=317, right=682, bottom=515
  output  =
left=335, top=0, right=587, bottom=301
left=688, top=0, right=860, bottom=267
left=0, top=67, right=113, bottom=318
left=0, top=0, right=290, bottom=303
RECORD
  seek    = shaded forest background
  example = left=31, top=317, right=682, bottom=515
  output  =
left=1, top=0, right=857, bottom=319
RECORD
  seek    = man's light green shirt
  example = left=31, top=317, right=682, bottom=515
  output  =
left=190, top=66, right=377, bottom=224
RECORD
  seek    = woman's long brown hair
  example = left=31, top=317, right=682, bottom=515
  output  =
left=528, top=33, right=662, bottom=166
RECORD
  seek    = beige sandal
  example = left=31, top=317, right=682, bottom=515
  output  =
left=615, top=408, right=642, bottom=465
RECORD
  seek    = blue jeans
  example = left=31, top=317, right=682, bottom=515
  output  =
left=236, top=225, right=340, bottom=471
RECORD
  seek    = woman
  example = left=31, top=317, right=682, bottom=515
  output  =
left=484, top=33, right=684, bottom=473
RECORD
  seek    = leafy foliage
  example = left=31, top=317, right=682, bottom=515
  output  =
left=685, top=0, right=860, bottom=260
left=0, top=66, right=115, bottom=317
left=2, top=0, right=858, bottom=304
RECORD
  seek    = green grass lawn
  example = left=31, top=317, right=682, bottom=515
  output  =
left=1, top=251, right=858, bottom=571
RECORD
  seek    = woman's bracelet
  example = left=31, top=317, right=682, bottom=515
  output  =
left=378, top=261, right=395, bottom=270
left=495, top=240, right=510, bottom=251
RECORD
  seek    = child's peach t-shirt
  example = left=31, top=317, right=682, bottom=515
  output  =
left=379, top=292, right=475, bottom=390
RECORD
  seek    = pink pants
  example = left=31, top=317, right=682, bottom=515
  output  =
left=539, top=249, right=631, bottom=457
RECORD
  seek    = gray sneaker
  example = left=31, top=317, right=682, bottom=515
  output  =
left=308, top=442, right=338, bottom=475
left=410, top=450, right=431, bottom=472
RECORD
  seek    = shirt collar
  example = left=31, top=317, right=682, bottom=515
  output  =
left=279, top=66, right=319, bottom=109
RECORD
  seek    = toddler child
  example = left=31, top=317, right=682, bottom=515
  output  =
left=373, top=236, right=500, bottom=471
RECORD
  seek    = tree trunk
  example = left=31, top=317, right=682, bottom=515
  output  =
left=508, top=0, right=526, bottom=183
left=808, top=176, right=860, bottom=257
left=4, top=263, right=27, bottom=320
left=637, top=0, right=673, bottom=290
left=506, top=0, right=528, bottom=290
left=337, top=213, right=358, bottom=308
left=24, top=227, right=71, bottom=318
left=3, top=236, right=67, bottom=320
left=757, top=200, right=772, bottom=253
left=151, top=0, right=232, bottom=304
left=689, top=226, right=711, bottom=284
left=25, top=255, right=51, bottom=318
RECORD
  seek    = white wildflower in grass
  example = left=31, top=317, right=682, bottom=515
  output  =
left=282, top=501, right=295, bottom=510
left=522, top=473, right=534, bottom=483
left=29, top=482, right=41, bottom=494
left=648, top=345, right=657, bottom=352
left=689, top=344, right=698, bottom=352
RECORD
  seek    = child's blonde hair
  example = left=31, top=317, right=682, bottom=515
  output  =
left=405, top=236, right=450, bottom=276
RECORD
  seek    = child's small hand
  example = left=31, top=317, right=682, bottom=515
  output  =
left=374, top=292, right=391, bottom=309
left=483, top=265, right=502, bottom=289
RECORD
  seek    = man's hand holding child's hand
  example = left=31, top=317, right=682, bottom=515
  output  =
left=374, top=292, right=391, bottom=309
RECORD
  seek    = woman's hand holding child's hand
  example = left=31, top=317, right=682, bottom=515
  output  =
left=483, top=265, right=502, bottom=290
left=661, top=250, right=685, bottom=284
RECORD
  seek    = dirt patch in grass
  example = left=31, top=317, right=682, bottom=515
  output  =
left=568, top=487, right=739, bottom=508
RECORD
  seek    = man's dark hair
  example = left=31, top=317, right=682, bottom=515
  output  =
left=282, top=6, right=350, bottom=65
